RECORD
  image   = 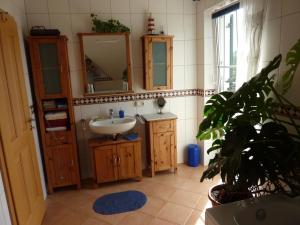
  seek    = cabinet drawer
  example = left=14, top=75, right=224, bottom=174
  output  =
left=152, top=120, right=174, bottom=133
left=46, top=131, right=72, bottom=146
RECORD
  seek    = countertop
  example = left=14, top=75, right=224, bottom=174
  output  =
left=142, top=112, right=177, bottom=122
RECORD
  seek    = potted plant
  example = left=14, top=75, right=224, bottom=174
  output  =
left=197, top=39, right=300, bottom=206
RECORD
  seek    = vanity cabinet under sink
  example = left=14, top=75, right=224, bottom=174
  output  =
left=88, top=138, right=142, bottom=184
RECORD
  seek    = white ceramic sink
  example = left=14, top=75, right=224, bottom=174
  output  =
left=89, top=116, right=136, bottom=136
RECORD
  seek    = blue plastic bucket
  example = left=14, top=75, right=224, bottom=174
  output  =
left=187, top=144, right=200, bottom=167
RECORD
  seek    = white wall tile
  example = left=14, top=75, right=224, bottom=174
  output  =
left=99, top=103, right=120, bottom=116
left=131, top=13, right=147, bottom=40
left=204, top=64, right=215, bottom=89
left=173, top=41, right=185, bottom=66
left=25, top=0, right=48, bottom=13
left=183, top=0, right=197, bottom=14
left=71, top=14, right=92, bottom=38
left=119, top=101, right=137, bottom=116
left=111, top=0, right=130, bottom=13
left=149, top=0, right=167, bottom=13
left=173, top=65, right=185, bottom=90
left=68, top=42, right=82, bottom=72
left=185, top=118, right=198, bottom=144
left=73, top=106, right=82, bottom=122
left=130, top=0, right=148, bottom=13
left=111, top=13, right=131, bottom=29
left=197, top=39, right=204, bottom=65
left=48, top=0, right=70, bottom=13
left=167, top=14, right=184, bottom=40
left=152, top=13, right=167, bottom=34
left=81, top=104, right=101, bottom=119
left=280, top=12, right=300, bottom=56
left=132, top=40, right=142, bottom=67
left=167, top=0, right=184, bottom=14
left=184, top=40, right=197, bottom=65
left=266, top=0, right=282, bottom=20
left=282, top=0, right=300, bottom=16
left=27, top=14, right=50, bottom=29
left=170, top=97, right=186, bottom=119
left=50, top=14, right=72, bottom=38
left=203, top=37, right=214, bottom=65
left=176, top=119, right=186, bottom=143
left=260, top=18, right=281, bottom=62
left=185, top=96, right=197, bottom=119
left=136, top=100, right=155, bottom=114
left=184, top=14, right=196, bottom=40
left=91, top=0, right=111, bottom=13
left=70, top=71, right=84, bottom=97
left=185, top=65, right=197, bottom=89
left=133, top=67, right=144, bottom=92
left=69, top=0, right=90, bottom=13
left=197, top=65, right=204, bottom=89
left=177, top=141, right=187, bottom=163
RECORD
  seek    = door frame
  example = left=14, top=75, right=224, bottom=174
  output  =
left=0, top=128, right=17, bottom=225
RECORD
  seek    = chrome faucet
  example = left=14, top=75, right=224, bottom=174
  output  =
left=109, top=109, right=114, bottom=119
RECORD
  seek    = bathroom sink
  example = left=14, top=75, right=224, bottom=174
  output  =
left=89, top=117, right=136, bottom=136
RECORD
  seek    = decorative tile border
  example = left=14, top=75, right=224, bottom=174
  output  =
left=73, top=89, right=216, bottom=106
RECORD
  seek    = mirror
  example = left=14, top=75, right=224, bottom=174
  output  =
left=78, top=33, right=132, bottom=95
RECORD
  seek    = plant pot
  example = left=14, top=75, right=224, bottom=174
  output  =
left=208, top=184, right=252, bottom=207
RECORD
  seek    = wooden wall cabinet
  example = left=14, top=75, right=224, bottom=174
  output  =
left=142, top=35, right=173, bottom=90
left=27, top=36, right=81, bottom=193
left=89, top=138, right=142, bottom=184
left=145, top=119, right=177, bottom=177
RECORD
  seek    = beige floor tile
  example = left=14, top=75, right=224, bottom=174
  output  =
left=81, top=217, right=110, bottom=225
left=149, top=218, right=178, bottom=225
left=195, top=196, right=212, bottom=211
left=139, top=196, right=166, bottom=216
left=169, top=189, right=201, bottom=208
left=149, top=183, right=176, bottom=201
left=185, top=210, right=205, bottom=225
left=92, top=212, right=132, bottom=225
left=117, top=212, right=153, bottom=225
left=157, top=202, right=193, bottom=225
left=41, top=164, right=220, bottom=225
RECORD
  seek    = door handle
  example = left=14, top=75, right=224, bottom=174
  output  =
left=113, top=155, right=118, bottom=166
left=117, top=156, right=121, bottom=165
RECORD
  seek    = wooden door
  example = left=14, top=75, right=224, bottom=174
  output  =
left=0, top=11, right=45, bottom=225
left=94, top=145, right=118, bottom=183
left=47, top=144, right=75, bottom=187
left=153, top=132, right=175, bottom=171
left=117, top=143, right=137, bottom=179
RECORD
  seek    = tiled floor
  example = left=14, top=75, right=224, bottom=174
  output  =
left=42, top=164, right=221, bottom=225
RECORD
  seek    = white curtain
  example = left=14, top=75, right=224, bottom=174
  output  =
left=236, top=0, right=268, bottom=89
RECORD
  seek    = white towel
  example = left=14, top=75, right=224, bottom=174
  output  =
left=45, top=112, right=67, bottom=120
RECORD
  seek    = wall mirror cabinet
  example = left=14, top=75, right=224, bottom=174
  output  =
left=142, top=35, right=173, bottom=90
left=78, top=32, right=132, bottom=95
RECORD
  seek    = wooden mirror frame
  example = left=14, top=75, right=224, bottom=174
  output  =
left=78, top=32, right=133, bottom=96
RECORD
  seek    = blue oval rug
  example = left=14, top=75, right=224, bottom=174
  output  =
left=93, top=190, right=147, bottom=215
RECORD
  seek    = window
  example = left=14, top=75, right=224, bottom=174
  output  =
left=213, top=3, right=239, bottom=92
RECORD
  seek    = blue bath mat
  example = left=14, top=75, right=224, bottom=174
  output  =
left=93, top=190, right=147, bottom=215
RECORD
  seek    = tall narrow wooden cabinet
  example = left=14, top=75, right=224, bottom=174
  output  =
left=142, top=35, right=173, bottom=90
left=27, top=36, right=81, bottom=193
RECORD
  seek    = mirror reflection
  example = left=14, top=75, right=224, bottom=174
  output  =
left=78, top=33, right=132, bottom=94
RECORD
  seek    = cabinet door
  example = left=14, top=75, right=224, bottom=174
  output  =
left=30, top=38, right=69, bottom=98
left=94, top=145, right=118, bottom=183
left=145, top=36, right=172, bottom=90
left=47, top=144, right=75, bottom=187
left=153, top=132, right=175, bottom=171
left=117, top=142, right=141, bottom=180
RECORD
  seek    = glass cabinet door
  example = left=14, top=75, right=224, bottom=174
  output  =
left=152, top=42, right=167, bottom=87
left=38, top=43, right=62, bottom=95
